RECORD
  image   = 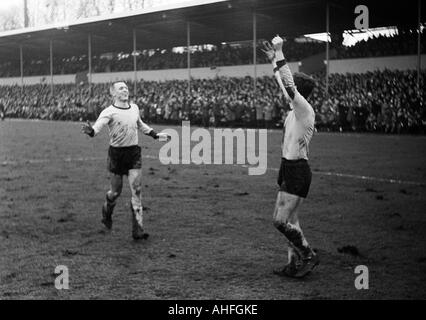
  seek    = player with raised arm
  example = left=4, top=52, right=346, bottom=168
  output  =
left=262, top=36, right=319, bottom=278
left=81, top=81, right=170, bottom=240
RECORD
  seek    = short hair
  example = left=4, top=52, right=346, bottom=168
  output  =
left=293, top=72, right=316, bottom=99
left=109, top=80, right=127, bottom=95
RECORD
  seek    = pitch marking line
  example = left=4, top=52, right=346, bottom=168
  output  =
left=1, top=156, right=425, bottom=187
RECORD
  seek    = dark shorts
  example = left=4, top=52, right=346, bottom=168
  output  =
left=277, top=158, right=312, bottom=198
left=108, top=145, right=142, bottom=175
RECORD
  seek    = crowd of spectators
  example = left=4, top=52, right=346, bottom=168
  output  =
left=1, top=69, right=424, bottom=134
left=0, top=84, right=102, bottom=121
left=0, top=40, right=325, bottom=77
left=309, top=70, right=425, bottom=133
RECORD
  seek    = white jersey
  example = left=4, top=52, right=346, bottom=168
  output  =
left=92, top=103, right=153, bottom=147
left=282, top=91, right=315, bottom=160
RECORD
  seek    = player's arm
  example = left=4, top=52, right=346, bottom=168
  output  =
left=137, top=117, right=171, bottom=141
left=263, top=36, right=312, bottom=118
left=262, top=39, right=291, bottom=100
left=138, top=117, right=157, bottom=138
left=81, top=109, right=110, bottom=137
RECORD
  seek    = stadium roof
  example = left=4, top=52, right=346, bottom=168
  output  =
left=0, top=0, right=423, bottom=61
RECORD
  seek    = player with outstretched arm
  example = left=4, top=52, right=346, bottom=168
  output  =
left=81, top=81, right=170, bottom=240
left=262, top=36, right=319, bottom=278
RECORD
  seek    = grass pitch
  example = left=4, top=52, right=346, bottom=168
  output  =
left=1, top=119, right=425, bottom=299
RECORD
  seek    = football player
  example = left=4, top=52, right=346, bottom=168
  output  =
left=262, top=36, right=319, bottom=278
left=81, top=81, right=170, bottom=240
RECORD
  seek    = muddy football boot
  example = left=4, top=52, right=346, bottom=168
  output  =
left=130, top=202, right=149, bottom=240
left=273, top=259, right=299, bottom=278
left=101, top=195, right=116, bottom=230
left=294, top=252, right=320, bottom=278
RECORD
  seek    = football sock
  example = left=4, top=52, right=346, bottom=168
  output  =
left=287, top=242, right=300, bottom=264
left=276, top=222, right=313, bottom=257
left=130, top=198, right=143, bottom=227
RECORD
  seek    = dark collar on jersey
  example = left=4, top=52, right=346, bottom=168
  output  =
left=112, top=103, right=131, bottom=110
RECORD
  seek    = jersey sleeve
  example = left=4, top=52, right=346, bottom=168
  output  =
left=273, top=58, right=313, bottom=120
left=92, top=108, right=112, bottom=136
left=131, top=103, right=153, bottom=134
left=291, top=91, right=315, bottom=120
left=275, top=61, right=295, bottom=89
left=137, top=117, right=154, bottom=134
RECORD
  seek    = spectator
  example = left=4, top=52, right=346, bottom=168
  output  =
left=0, top=69, right=424, bottom=134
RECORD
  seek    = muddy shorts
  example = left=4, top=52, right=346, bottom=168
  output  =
left=277, top=158, right=312, bottom=198
left=108, top=145, right=142, bottom=175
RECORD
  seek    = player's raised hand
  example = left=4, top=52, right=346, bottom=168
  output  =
left=261, top=41, right=275, bottom=61
left=271, top=35, right=285, bottom=51
left=81, top=120, right=94, bottom=136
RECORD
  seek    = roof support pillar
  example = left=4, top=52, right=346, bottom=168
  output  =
left=133, top=28, right=138, bottom=97
left=417, top=0, right=422, bottom=96
left=20, top=44, right=24, bottom=89
left=88, top=33, right=92, bottom=96
left=253, top=10, right=257, bottom=96
left=187, top=21, right=191, bottom=97
left=325, top=1, right=330, bottom=98
left=50, top=39, right=54, bottom=97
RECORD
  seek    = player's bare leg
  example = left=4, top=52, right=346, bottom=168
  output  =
left=128, top=169, right=148, bottom=240
left=272, top=192, right=302, bottom=276
left=273, top=196, right=298, bottom=266
left=102, top=173, right=123, bottom=229
left=273, top=191, right=318, bottom=277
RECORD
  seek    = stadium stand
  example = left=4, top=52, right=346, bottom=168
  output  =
left=1, top=69, right=424, bottom=133
left=335, top=30, right=425, bottom=59
left=0, top=41, right=325, bottom=77
left=2, top=31, right=424, bottom=77
left=0, top=0, right=424, bottom=133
